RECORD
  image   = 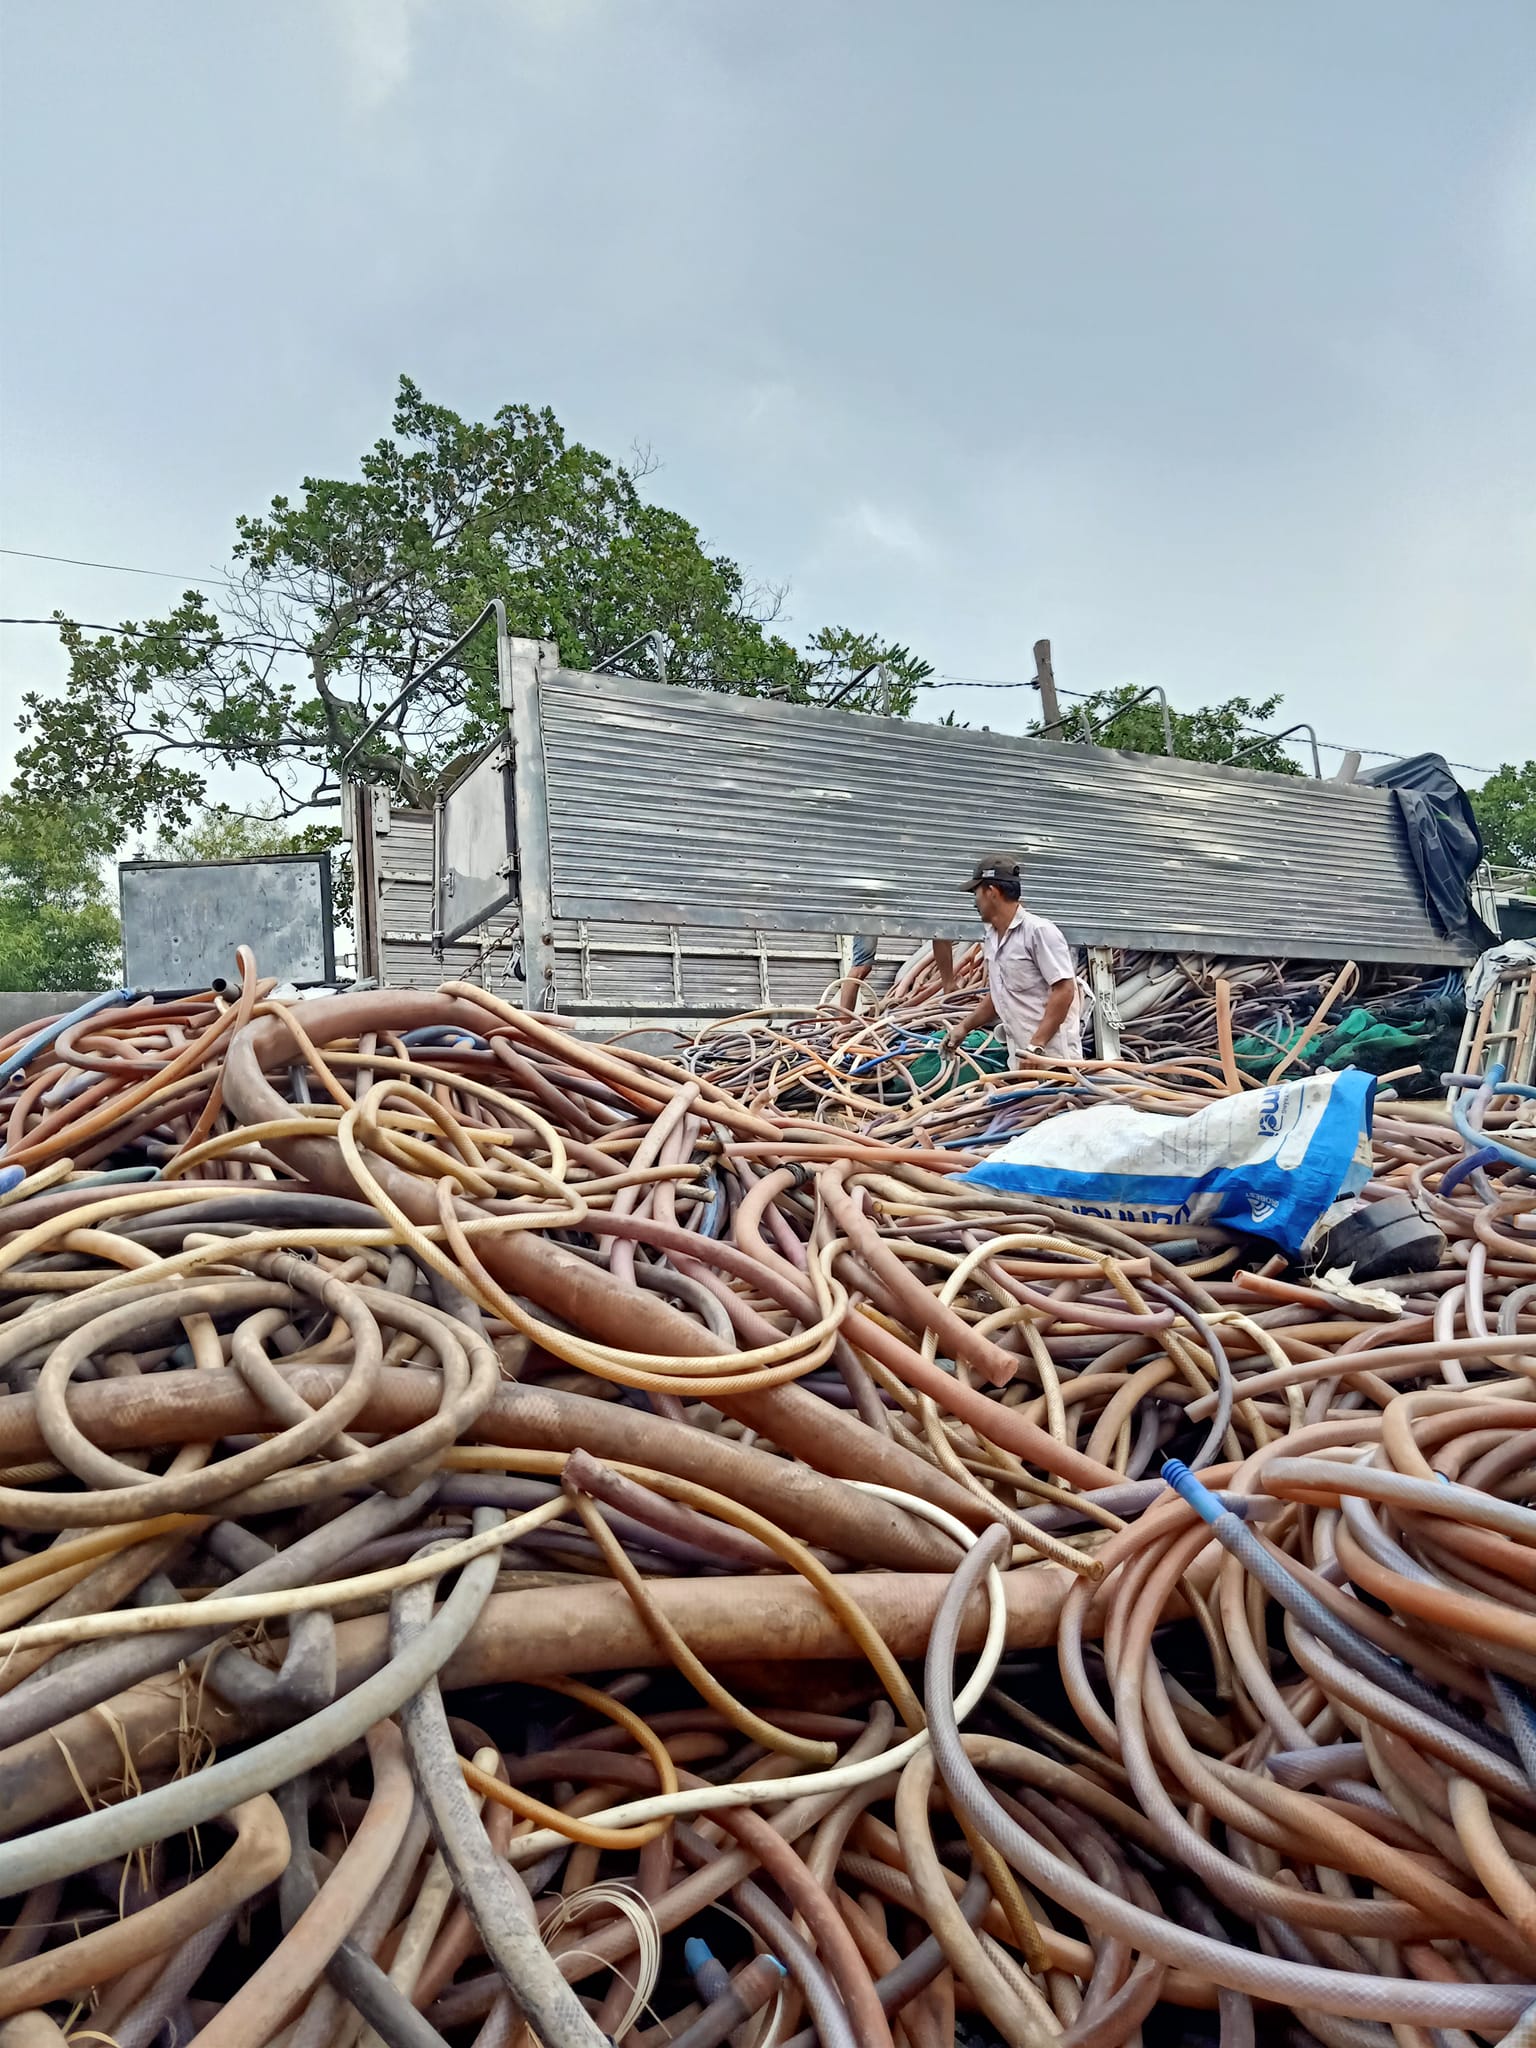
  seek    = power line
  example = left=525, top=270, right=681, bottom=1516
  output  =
left=2, top=616, right=159, bottom=633
left=0, top=617, right=293, bottom=653
left=935, top=672, right=1108, bottom=705
left=2, top=570, right=1503, bottom=779
left=2, top=617, right=232, bottom=636
left=930, top=671, right=1494, bottom=776
left=0, top=545, right=235, bottom=587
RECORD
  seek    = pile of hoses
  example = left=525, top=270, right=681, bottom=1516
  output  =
left=0, top=961, right=1533, bottom=2046
left=685, top=957, right=1452, bottom=1130
left=681, top=1012, right=1244, bottom=1132
left=1102, top=953, right=1445, bottom=1069
left=726, top=947, right=1453, bottom=1118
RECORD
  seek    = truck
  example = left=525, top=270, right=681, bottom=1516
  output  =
left=340, top=609, right=1477, bottom=1044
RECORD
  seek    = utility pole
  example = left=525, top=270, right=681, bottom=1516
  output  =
left=1033, top=638, right=1062, bottom=737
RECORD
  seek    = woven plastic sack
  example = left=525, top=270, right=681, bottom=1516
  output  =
left=959, top=1066, right=1376, bottom=1256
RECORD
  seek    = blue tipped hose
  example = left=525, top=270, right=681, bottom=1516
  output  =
left=1161, top=1458, right=1513, bottom=1760
left=685, top=1938, right=727, bottom=2001
left=695, top=1167, right=727, bottom=1239
left=1448, top=1063, right=1536, bottom=1176
left=677, top=1941, right=787, bottom=2048
left=0, top=987, right=136, bottom=1092
left=1440, top=1145, right=1501, bottom=1196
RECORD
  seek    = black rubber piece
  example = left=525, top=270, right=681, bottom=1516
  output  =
left=1316, top=1192, right=1445, bottom=1282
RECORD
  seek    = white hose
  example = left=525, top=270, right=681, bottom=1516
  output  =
left=505, top=1482, right=1007, bottom=1863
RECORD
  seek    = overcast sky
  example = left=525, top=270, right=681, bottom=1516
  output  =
left=2, top=0, right=1533, bottom=794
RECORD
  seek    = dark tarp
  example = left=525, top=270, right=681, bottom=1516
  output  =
left=1362, top=753, right=1496, bottom=951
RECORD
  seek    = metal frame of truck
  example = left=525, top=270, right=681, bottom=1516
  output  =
left=344, top=607, right=1473, bottom=1041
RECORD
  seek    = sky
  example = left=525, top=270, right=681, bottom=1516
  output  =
left=2, top=0, right=1534, bottom=798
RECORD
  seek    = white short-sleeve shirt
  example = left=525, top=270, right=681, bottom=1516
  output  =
left=983, top=906, right=1083, bottom=1062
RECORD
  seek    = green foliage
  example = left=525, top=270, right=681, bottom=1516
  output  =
left=21, top=598, right=219, bottom=834
left=790, top=628, right=934, bottom=716
left=0, top=796, right=121, bottom=992
left=156, top=808, right=315, bottom=862
left=1036, top=686, right=1303, bottom=773
left=14, top=377, right=929, bottom=830
left=1471, top=760, right=1536, bottom=870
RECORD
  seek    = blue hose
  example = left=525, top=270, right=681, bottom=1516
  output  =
left=1440, top=1146, right=1501, bottom=1197
left=0, top=988, right=136, bottom=1091
left=841, top=1029, right=946, bottom=1076
left=1161, top=1458, right=1514, bottom=1759
left=1447, top=1063, right=1536, bottom=1176
left=685, top=1939, right=729, bottom=2002
left=0, top=1161, right=159, bottom=1204
left=695, top=1167, right=727, bottom=1239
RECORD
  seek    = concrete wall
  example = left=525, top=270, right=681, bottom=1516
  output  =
left=0, top=993, right=96, bottom=1036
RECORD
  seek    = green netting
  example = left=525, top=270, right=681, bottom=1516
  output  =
left=906, top=1032, right=1008, bottom=1092
left=1315, top=1007, right=1429, bottom=1074
left=1233, top=1006, right=1431, bottom=1082
left=1232, top=1026, right=1303, bottom=1078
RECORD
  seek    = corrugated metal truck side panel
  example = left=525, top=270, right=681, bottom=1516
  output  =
left=361, top=800, right=856, bottom=1014
left=535, top=670, right=1463, bottom=965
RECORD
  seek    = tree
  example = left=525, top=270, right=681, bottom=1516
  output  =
left=1471, top=760, right=1536, bottom=870
left=0, top=797, right=121, bottom=992
left=1033, top=685, right=1303, bottom=774
left=789, top=628, right=932, bottom=717
left=155, top=807, right=327, bottom=862
left=13, top=378, right=929, bottom=834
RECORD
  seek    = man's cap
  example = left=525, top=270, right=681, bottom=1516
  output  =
left=960, top=851, right=1023, bottom=891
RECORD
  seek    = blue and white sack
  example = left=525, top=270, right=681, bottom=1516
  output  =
left=959, top=1067, right=1376, bottom=1258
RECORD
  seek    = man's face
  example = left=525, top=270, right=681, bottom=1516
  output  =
left=972, top=882, right=1000, bottom=922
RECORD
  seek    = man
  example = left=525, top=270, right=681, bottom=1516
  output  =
left=839, top=934, right=957, bottom=1013
left=942, top=851, right=1082, bottom=1064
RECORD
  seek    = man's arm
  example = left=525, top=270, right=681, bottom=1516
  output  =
left=837, top=962, right=872, bottom=1014
left=1025, top=921, right=1077, bottom=1051
left=944, top=989, right=996, bottom=1050
left=1032, top=977, right=1076, bottom=1050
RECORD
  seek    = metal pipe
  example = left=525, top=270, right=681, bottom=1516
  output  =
left=1228, top=721, right=1323, bottom=777
left=339, top=600, right=509, bottom=777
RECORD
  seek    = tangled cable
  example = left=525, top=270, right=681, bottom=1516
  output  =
left=680, top=952, right=1461, bottom=1149
left=0, top=958, right=1531, bottom=2046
